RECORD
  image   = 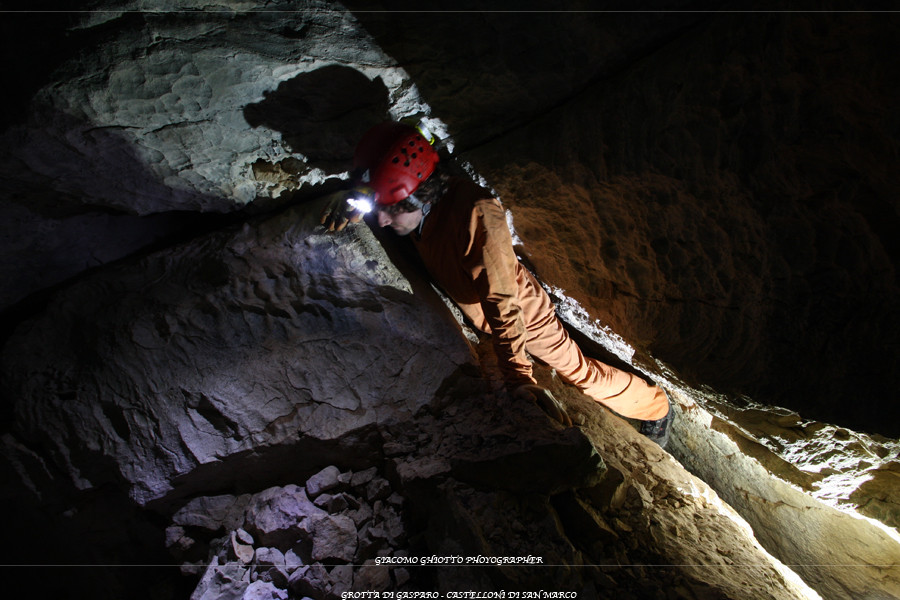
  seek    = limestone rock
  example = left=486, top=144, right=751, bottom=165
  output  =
left=328, top=565, right=355, bottom=598
left=287, top=564, right=331, bottom=600
left=243, top=485, right=325, bottom=549
left=190, top=556, right=250, bottom=600
left=283, top=548, right=304, bottom=574
left=305, top=465, right=343, bottom=499
left=1, top=199, right=472, bottom=507
left=351, top=561, right=392, bottom=592
left=242, top=580, right=288, bottom=600
left=350, top=467, right=378, bottom=489
left=174, top=495, right=252, bottom=533
left=254, top=547, right=288, bottom=589
left=229, top=531, right=255, bottom=565
left=364, top=477, right=392, bottom=503
left=312, top=492, right=351, bottom=513
left=307, top=514, right=359, bottom=563
left=1, top=4, right=898, bottom=600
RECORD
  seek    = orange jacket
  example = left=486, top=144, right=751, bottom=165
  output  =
left=412, top=178, right=535, bottom=388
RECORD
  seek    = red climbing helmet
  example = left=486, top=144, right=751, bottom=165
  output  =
left=353, top=121, right=439, bottom=206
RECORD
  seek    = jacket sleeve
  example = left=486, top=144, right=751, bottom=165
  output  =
left=471, top=197, right=536, bottom=389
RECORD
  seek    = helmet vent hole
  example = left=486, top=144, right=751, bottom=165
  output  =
left=411, top=152, right=417, bottom=158
left=392, top=157, right=399, bottom=163
left=417, top=172, right=422, bottom=178
left=404, top=159, right=410, bottom=166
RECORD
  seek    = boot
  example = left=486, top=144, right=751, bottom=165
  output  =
left=640, top=398, right=675, bottom=448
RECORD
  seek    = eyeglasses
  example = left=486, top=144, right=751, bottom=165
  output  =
left=378, top=197, right=420, bottom=216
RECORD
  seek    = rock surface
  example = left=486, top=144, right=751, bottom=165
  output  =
left=1, top=200, right=471, bottom=507
left=1, top=3, right=899, bottom=600
left=164, top=389, right=824, bottom=600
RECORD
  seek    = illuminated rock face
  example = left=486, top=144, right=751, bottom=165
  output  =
left=0, top=3, right=898, bottom=600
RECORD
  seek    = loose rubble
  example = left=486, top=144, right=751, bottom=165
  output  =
left=169, top=466, right=411, bottom=599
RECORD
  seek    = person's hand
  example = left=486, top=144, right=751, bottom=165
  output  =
left=319, top=192, right=366, bottom=232
left=513, top=384, right=573, bottom=427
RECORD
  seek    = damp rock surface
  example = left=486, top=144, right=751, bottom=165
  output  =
left=0, top=4, right=898, bottom=600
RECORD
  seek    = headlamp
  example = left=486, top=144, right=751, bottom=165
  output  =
left=346, top=186, right=376, bottom=214
left=347, top=196, right=373, bottom=214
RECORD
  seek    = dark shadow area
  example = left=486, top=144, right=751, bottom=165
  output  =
left=244, top=64, right=391, bottom=171
left=0, top=206, right=242, bottom=313
left=0, top=98, right=252, bottom=330
left=0, top=449, right=194, bottom=600
left=0, top=0, right=148, bottom=132
left=0, top=61, right=394, bottom=342
left=345, top=4, right=900, bottom=439
left=342, top=1, right=713, bottom=151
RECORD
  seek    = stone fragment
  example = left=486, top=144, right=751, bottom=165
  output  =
left=166, top=525, right=187, bottom=547
left=174, top=494, right=250, bottom=532
left=347, top=501, right=373, bottom=527
left=350, top=467, right=378, bottom=489
left=255, top=546, right=286, bottom=568
left=230, top=531, right=255, bottom=564
left=190, top=556, right=249, bottom=600
left=344, top=493, right=362, bottom=510
left=244, top=485, right=327, bottom=548
left=365, top=477, right=392, bottom=502
left=288, top=564, right=330, bottom=600
left=254, top=547, right=288, bottom=586
left=166, top=525, right=195, bottom=556
left=235, top=528, right=255, bottom=546
left=257, top=565, right=289, bottom=589
left=306, top=465, right=343, bottom=498
left=352, top=560, right=392, bottom=592
left=383, top=514, right=405, bottom=544
left=283, top=548, right=303, bottom=574
left=329, top=564, right=354, bottom=598
left=356, top=522, right=387, bottom=560
left=309, top=514, right=359, bottom=562
left=312, top=492, right=350, bottom=513
left=242, top=580, right=288, bottom=600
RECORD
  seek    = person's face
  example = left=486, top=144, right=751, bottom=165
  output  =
left=376, top=204, right=424, bottom=236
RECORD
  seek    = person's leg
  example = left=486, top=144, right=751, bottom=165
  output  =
left=517, top=267, right=670, bottom=421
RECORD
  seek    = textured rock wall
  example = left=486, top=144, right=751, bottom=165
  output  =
left=0, top=1, right=421, bottom=308
left=1, top=3, right=899, bottom=600
left=3, top=5, right=896, bottom=434
left=457, top=11, right=900, bottom=437
left=0, top=196, right=827, bottom=599
left=161, top=365, right=825, bottom=600
left=1, top=198, right=471, bottom=507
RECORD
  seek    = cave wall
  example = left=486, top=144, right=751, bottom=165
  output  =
left=6, top=4, right=896, bottom=435
left=350, top=6, right=900, bottom=436
left=1, top=2, right=900, bottom=600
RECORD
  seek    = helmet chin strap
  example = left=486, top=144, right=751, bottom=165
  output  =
left=411, top=194, right=431, bottom=236
left=406, top=193, right=426, bottom=213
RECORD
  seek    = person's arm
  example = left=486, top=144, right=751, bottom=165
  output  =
left=472, top=198, right=572, bottom=426
left=471, top=197, right=535, bottom=390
